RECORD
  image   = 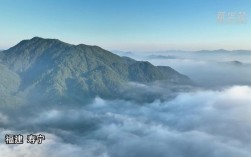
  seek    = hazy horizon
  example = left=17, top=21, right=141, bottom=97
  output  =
left=2, top=36, right=251, bottom=53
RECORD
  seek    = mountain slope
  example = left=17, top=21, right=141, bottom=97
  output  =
left=0, top=37, right=192, bottom=105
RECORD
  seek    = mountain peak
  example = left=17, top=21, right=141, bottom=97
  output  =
left=15, top=37, right=71, bottom=48
left=29, top=36, right=65, bottom=43
left=31, top=36, right=44, bottom=40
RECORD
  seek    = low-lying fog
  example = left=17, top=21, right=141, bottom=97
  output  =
left=1, top=50, right=251, bottom=157
left=114, top=50, right=251, bottom=87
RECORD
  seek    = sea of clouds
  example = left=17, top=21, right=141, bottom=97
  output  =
left=0, top=85, right=251, bottom=157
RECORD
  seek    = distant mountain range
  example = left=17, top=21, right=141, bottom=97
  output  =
left=0, top=37, right=192, bottom=105
left=146, top=55, right=177, bottom=60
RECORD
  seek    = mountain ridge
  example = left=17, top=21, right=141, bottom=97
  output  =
left=0, top=37, right=193, bottom=105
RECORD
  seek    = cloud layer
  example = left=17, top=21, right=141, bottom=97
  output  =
left=114, top=50, right=251, bottom=87
left=1, top=86, right=251, bottom=157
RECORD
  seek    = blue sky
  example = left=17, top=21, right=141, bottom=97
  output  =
left=0, top=0, right=250, bottom=51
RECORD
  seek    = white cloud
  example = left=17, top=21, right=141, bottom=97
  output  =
left=1, top=86, right=251, bottom=157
